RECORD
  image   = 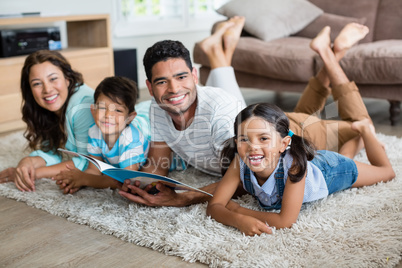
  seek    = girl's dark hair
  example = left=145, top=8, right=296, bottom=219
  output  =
left=220, top=103, right=316, bottom=182
left=94, top=76, right=138, bottom=114
left=21, top=50, right=84, bottom=152
left=143, top=40, right=193, bottom=82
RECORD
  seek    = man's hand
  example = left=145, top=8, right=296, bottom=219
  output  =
left=119, top=180, right=188, bottom=207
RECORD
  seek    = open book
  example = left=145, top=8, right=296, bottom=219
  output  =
left=58, top=149, right=212, bottom=197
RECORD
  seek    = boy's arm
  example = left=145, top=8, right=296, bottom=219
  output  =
left=54, top=156, right=121, bottom=193
left=76, top=156, right=121, bottom=189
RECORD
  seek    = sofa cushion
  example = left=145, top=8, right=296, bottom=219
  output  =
left=314, top=40, right=402, bottom=84
left=230, top=37, right=317, bottom=82
left=374, top=0, right=402, bottom=41
left=194, top=37, right=316, bottom=82
left=294, top=13, right=367, bottom=41
left=216, top=0, right=323, bottom=42
left=307, top=0, right=379, bottom=43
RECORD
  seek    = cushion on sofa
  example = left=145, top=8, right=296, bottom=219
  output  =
left=307, top=0, right=380, bottom=43
left=216, top=0, right=323, bottom=42
left=294, top=13, right=367, bottom=41
left=374, top=0, right=402, bottom=41
left=314, top=40, right=402, bottom=84
left=194, top=36, right=317, bottom=82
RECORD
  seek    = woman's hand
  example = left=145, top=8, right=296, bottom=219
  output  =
left=14, top=157, right=40, bottom=192
left=0, top=167, right=17, bottom=183
left=236, top=214, right=273, bottom=236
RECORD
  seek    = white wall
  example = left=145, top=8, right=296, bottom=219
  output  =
left=0, top=0, right=220, bottom=89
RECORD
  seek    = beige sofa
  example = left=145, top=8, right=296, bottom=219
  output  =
left=193, top=0, right=402, bottom=125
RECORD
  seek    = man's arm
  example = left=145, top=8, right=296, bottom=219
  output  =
left=120, top=141, right=218, bottom=206
left=119, top=179, right=217, bottom=207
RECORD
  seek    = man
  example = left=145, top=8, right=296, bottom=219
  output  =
left=119, top=18, right=372, bottom=207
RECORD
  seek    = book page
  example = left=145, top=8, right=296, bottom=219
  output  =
left=102, top=169, right=212, bottom=196
left=58, top=148, right=114, bottom=172
left=58, top=148, right=212, bottom=196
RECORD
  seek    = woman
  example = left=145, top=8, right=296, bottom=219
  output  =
left=0, top=50, right=95, bottom=191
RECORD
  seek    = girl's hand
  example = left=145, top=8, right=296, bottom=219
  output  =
left=237, top=215, right=273, bottom=236
left=53, top=164, right=84, bottom=194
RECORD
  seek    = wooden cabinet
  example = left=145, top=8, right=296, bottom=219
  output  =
left=0, top=14, right=114, bottom=133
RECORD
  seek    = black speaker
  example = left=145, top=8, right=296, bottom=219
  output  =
left=113, top=48, right=138, bottom=86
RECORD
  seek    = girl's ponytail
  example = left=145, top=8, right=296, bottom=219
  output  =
left=287, top=133, right=315, bottom=183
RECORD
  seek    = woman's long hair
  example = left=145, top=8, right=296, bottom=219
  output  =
left=220, top=103, right=315, bottom=182
left=21, top=50, right=84, bottom=152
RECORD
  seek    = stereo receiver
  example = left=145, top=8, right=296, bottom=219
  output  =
left=0, top=27, right=61, bottom=58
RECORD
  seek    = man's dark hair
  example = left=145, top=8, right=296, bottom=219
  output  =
left=143, top=40, right=193, bottom=81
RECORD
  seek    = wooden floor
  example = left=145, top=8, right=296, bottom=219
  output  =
left=0, top=88, right=401, bottom=267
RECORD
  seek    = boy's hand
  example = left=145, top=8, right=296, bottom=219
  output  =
left=53, top=164, right=84, bottom=194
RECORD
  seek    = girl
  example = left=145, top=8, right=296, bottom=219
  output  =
left=207, top=103, right=395, bottom=236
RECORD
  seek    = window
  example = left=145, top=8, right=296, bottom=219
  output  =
left=114, top=0, right=229, bottom=37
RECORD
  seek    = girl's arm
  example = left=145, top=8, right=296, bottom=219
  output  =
left=232, top=173, right=306, bottom=229
left=207, top=156, right=272, bottom=236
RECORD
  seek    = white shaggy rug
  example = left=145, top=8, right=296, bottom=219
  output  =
left=0, top=131, right=401, bottom=268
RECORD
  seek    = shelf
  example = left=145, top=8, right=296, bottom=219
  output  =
left=0, top=14, right=114, bottom=133
left=0, top=14, right=110, bottom=26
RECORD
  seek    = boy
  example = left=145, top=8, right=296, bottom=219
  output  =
left=55, top=76, right=149, bottom=194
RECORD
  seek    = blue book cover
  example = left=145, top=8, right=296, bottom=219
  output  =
left=58, top=149, right=212, bottom=196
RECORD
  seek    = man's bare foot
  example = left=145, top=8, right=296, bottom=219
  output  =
left=199, top=20, right=234, bottom=68
left=223, top=16, right=245, bottom=64
left=333, top=23, right=369, bottom=60
left=310, top=26, right=331, bottom=55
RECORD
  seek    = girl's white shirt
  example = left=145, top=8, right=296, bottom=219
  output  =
left=239, top=152, right=329, bottom=207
